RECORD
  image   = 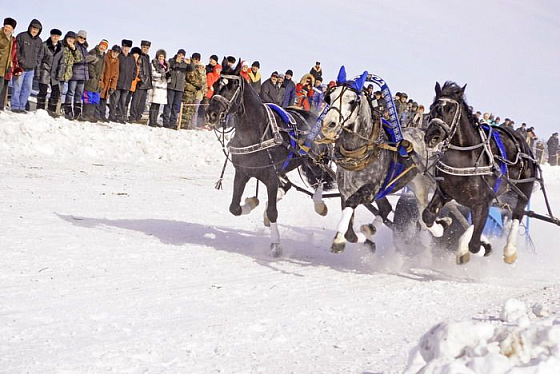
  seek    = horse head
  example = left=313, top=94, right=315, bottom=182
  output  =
left=321, top=66, right=369, bottom=141
left=206, top=60, right=244, bottom=129
left=425, top=81, right=467, bottom=148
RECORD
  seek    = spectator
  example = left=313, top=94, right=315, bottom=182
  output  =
left=409, top=104, right=424, bottom=128
left=56, top=32, right=81, bottom=107
left=205, top=63, right=222, bottom=100
left=12, top=18, right=43, bottom=113
left=309, top=61, right=322, bottom=81
left=395, top=92, right=407, bottom=119
left=281, top=69, right=295, bottom=108
left=260, top=71, right=280, bottom=104
left=129, top=40, right=152, bottom=123
left=36, top=28, right=62, bottom=111
left=239, top=60, right=250, bottom=82
left=0, top=17, right=18, bottom=111
left=276, top=73, right=285, bottom=106
left=83, top=39, right=108, bottom=122
left=535, top=140, right=545, bottom=164
left=526, top=127, right=537, bottom=150
left=98, top=45, right=120, bottom=122
left=516, top=123, right=528, bottom=139
left=311, top=76, right=324, bottom=113
left=162, top=48, right=188, bottom=129
left=294, top=73, right=314, bottom=111
left=64, top=30, right=89, bottom=120
left=147, top=49, right=168, bottom=127
left=372, top=91, right=386, bottom=114
left=206, top=54, right=218, bottom=74
left=248, top=61, right=261, bottom=94
left=365, top=85, right=374, bottom=101
left=547, top=132, right=559, bottom=166
left=495, top=117, right=501, bottom=126
left=184, top=52, right=207, bottom=129
left=109, top=39, right=136, bottom=123
left=474, top=111, right=481, bottom=121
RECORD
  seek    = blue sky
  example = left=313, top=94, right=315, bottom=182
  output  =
left=7, top=0, right=559, bottom=137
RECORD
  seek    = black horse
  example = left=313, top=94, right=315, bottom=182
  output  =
left=205, top=68, right=334, bottom=257
left=423, top=82, right=537, bottom=265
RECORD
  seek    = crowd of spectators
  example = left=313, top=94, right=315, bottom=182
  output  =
left=1, top=16, right=557, bottom=164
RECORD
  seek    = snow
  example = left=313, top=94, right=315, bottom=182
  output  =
left=1, top=110, right=560, bottom=373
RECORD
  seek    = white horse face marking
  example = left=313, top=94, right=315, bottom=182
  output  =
left=322, top=86, right=361, bottom=141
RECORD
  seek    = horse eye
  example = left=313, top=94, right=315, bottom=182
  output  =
left=348, top=100, right=356, bottom=106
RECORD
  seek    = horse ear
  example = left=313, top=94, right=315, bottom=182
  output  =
left=337, top=66, right=347, bottom=84
left=435, top=81, right=441, bottom=96
left=233, top=58, right=242, bottom=75
left=355, top=71, right=369, bottom=91
left=460, top=84, right=467, bottom=95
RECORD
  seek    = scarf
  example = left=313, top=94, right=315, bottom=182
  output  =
left=248, top=70, right=261, bottom=83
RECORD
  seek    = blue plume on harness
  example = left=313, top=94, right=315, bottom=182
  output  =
left=481, top=124, right=508, bottom=192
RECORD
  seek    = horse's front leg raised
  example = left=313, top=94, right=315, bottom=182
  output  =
left=313, top=183, right=328, bottom=216
left=229, top=171, right=256, bottom=216
left=456, top=203, right=492, bottom=265
left=264, top=178, right=282, bottom=258
left=422, top=188, right=451, bottom=237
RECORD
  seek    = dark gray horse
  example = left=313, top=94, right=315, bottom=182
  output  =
left=321, top=69, right=433, bottom=253
left=423, top=82, right=537, bottom=265
left=205, top=71, right=334, bottom=257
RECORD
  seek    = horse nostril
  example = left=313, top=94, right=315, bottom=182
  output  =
left=327, top=122, right=336, bottom=129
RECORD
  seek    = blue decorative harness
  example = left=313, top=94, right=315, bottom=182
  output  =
left=265, top=103, right=299, bottom=171
left=480, top=124, right=508, bottom=192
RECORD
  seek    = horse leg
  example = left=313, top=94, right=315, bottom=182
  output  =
left=264, top=177, right=290, bottom=227
left=229, top=171, right=254, bottom=216
left=313, top=183, right=328, bottom=216
left=263, top=178, right=282, bottom=258
left=408, top=176, right=430, bottom=231
left=457, top=204, right=492, bottom=265
left=422, top=188, right=451, bottom=238
left=503, top=188, right=531, bottom=264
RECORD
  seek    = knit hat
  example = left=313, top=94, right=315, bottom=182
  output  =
left=111, top=45, right=121, bottom=53
left=177, top=49, right=186, bottom=56
left=241, top=60, right=248, bottom=67
left=98, top=39, right=109, bottom=49
left=210, top=54, right=219, bottom=62
left=191, top=52, right=201, bottom=60
left=131, top=47, right=142, bottom=55
left=50, top=28, right=62, bottom=36
left=252, top=61, right=260, bottom=68
left=3, top=17, right=17, bottom=29
left=77, top=30, right=87, bottom=39
left=140, top=40, right=151, bottom=47
left=271, top=71, right=279, bottom=78
left=285, top=69, right=293, bottom=76
left=65, top=31, right=77, bottom=40
left=121, top=39, right=133, bottom=47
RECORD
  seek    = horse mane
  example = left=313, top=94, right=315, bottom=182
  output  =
left=436, top=81, right=476, bottom=125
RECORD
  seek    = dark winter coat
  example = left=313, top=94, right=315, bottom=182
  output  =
left=116, top=53, right=137, bottom=91
left=15, top=19, right=43, bottom=71
left=136, top=53, right=152, bottom=90
left=281, top=79, right=296, bottom=108
left=547, top=136, right=559, bottom=155
left=38, top=38, right=62, bottom=85
left=309, top=66, right=322, bottom=81
left=277, top=83, right=285, bottom=106
left=100, top=53, right=119, bottom=99
left=84, top=46, right=105, bottom=92
left=70, top=41, right=90, bottom=81
left=167, top=56, right=188, bottom=92
left=260, top=78, right=281, bottom=104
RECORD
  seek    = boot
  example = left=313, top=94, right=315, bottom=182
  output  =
left=73, top=102, right=83, bottom=121
left=63, top=103, right=74, bottom=120
left=148, top=105, right=159, bottom=127
left=82, top=103, right=97, bottom=123
left=47, top=101, right=59, bottom=118
left=36, top=96, right=46, bottom=110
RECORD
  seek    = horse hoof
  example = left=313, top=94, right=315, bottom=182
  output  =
left=360, top=224, right=376, bottom=237
left=314, top=202, right=328, bottom=216
left=428, top=223, right=444, bottom=238
left=263, top=213, right=270, bottom=227
left=436, top=217, right=452, bottom=230
left=456, top=252, right=470, bottom=265
left=331, top=241, right=346, bottom=254
left=245, top=197, right=259, bottom=209
left=482, top=242, right=492, bottom=257
left=270, top=243, right=282, bottom=258
left=504, top=252, right=517, bottom=264
left=364, top=239, right=376, bottom=253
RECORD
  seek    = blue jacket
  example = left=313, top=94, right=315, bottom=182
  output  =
left=282, top=79, right=296, bottom=108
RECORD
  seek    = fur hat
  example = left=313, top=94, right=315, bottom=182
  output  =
left=98, top=39, right=109, bottom=49
left=77, top=30, right=87, bottom=39
left=177, top=49, right=186, bottom=56
left=210, top=54, right=219, bottom=62
left=141, top=40, right=151, bottom=47
left=121, top=39, right=133, bottom=48
left=155, top=49, right=166, bottom=59
left=131, top=47, right=142, bottom=55
left=64, top=31, right=77, bottom=40
left=3, top=17, right=17, bottom=29
left=50, top=28, right=62, bottom=36
left=285, top=69, right=293, bottom=77
left=111, top=45, right=121, bottom=53
left=191, top=52, right=201, bottom=60
left=252, top=61, right=260, bottom=68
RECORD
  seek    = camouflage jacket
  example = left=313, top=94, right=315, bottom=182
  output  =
left=60, top=44, right=82, bottom=82
left=185, top=63, right=207, bottom=100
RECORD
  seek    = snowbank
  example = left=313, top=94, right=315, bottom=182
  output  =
left=0, top=110, right=223, bottom=167
left=405, top=298, right=560, bottom=373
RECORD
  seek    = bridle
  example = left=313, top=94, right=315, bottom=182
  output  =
left=210, top=74, right=244, bottom=125
left=427, top=97, right=463, bottom=150
left=324, top=85, right=362, bottom=139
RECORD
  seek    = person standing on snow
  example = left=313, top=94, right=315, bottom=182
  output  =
left=36, top=28, right=62, bottom=111
left=64, top=30, right=89, bottom=120
left=98, top=45, right=120, bottom=122
left=83, top=39, right=108, bottom=122
left=147, top=49, right=168, bottom=127
left=281, top=69, right=296, bottom=108
left=0, top=17, right=19, bottom=111
left=129, top=40, right=152, bottom=123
